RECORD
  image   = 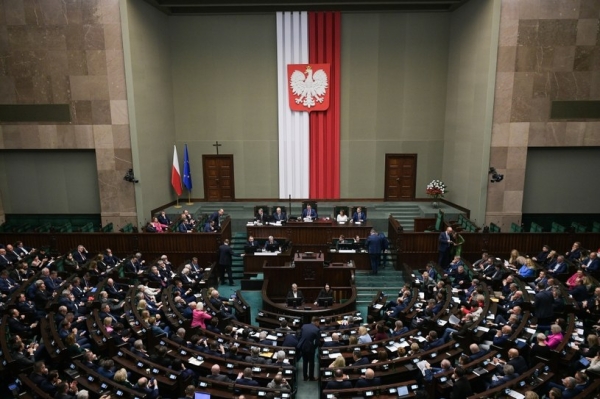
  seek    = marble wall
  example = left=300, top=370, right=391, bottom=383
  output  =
left=486, top=0, right=600, bottom=229
left=0, top=0, right=136, bottom=228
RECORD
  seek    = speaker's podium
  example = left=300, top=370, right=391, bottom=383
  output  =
left=261, top=252, right=356, bottom=323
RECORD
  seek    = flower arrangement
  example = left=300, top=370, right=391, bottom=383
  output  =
left=426, top=180, right=448, bottom=199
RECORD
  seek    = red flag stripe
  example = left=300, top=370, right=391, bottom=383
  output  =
left=308, top=11, right=341, bottom=199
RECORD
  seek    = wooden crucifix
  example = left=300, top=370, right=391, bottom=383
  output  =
left=213, top=141, right=222, bottom=154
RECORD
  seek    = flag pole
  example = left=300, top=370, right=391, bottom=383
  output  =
left=174, top=197, right=182, bottom=208
left=186, top=191, right=193, bottom=205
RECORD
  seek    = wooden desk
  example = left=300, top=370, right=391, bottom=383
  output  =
left=263, top=253, right=355, bottom=293
left=243, top=247, right=293, bottom=276
left=247, top=220, right=372, bottom=252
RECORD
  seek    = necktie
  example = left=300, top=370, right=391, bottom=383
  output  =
left=81, top=253, right=86, bottom=261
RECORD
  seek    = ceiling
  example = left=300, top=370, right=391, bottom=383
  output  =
left=142, top=0, right=473, bottom=15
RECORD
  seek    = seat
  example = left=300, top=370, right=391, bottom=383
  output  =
left=489, top=223, right=501, bottom=233
left=253, top=205, right=269, bottom=217
left=270, top=205, right=287, bottom=215
left=550, top=222, right=565, bottom=233
left=530, top=222, right=543, bottom=233
left=510, top=223, right=522, bottom=233
left=333, top=205, right=350, bottom=220
left=302, top=201, right=318, bottom=215
left=350, top=206, right=367, bottom=220
left=425, top=209, right=445, bottom=232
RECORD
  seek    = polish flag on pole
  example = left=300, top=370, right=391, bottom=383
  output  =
left=171, top=145, right=182, bottom=196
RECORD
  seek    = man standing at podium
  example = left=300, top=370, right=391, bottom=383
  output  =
left=365, top=229, right=384, bottom=275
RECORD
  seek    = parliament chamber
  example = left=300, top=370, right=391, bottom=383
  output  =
left=0, top=208, right=599, bottom=399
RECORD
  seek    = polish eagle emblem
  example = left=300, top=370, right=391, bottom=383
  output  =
left=287, top=63, right=330, bottom=112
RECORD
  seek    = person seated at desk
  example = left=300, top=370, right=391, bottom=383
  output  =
left=235, top=368, right=260, bottom=387
left=582, top=252, right=600, bottom=272
left=255, top=208, right=268, bottom=223
left=336, top=209, right=348, bottom=223
left=286, top=283, right=304, bottom=305
left=272, top=207, right=287, bottom=222
left=246, top=235, right=260, bottom=249
left=264, top=236, right=280, bottom=252
left=302, top=204, right=317, bottom=220
left=203, top=219, right=216, bottom=232
left=336, top=235, right=349, bottom=251
left=157, top=211, right=171, bottom=226
left=314, top=283, right=334, bottom=305
left=353, top=207, right=367, bottom=223
left=324, top=368, right=352, bottom=390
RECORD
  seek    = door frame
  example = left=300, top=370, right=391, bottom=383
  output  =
left=202, top=154, right=235, bottom=201
left=384, top=153, right=417, bottom=201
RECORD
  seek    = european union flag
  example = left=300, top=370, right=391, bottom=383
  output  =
left=183, top=144, right=192, bottom=191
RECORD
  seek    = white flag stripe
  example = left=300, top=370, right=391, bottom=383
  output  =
left=277, top=11, right=309, bottom=199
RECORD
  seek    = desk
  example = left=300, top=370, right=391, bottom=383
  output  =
left=262, top=253, right=355, bottom=291
left=243, top=247, right=293, bottom=276
left=247, top=220, right=372, bottom=252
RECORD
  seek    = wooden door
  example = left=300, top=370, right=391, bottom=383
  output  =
left=384, top=154, right=416, bottom=200
left=202, top=155, right=235, bottom=201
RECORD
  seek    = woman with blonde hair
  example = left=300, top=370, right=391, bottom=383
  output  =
left=113, top=368, right=135, bottom=388
left=103, top=317, right=113, bottom=333
left=329, top=354, right=346, bottom=368
left=191, top=302, right=212, bottom=329
left=348, top=335, right=358, bottom=345
left=508, top=249, right=520, bottom=266
left=357, top=326, right=372, bottom=344
left=546, top=324, right=563, bottom=350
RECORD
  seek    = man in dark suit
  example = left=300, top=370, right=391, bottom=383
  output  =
left=493, top=325, right=512, bottom=347
left=298, top=316, right=320, bottom=381
left=351, top=349, right=370, bottom=366
left=502, top=349, right=528, bottom=375
left=178, top=385, right=195, bottom=399
left=33, top=280, right=53, bottom=312
left=255, top=208, right=268, bottom=223
left=324, top=368, right=352, bottom=390
left=355, top=368, right=382, bottom=388
left=8, top=309, right=37, bottom=338
left=286, top=283, right=305, bottom=304
left=548, top=255, right=567, bottom=275
left=206, top=364, right=234, bottom=382
left=157, top=211, right=171, bottom=226
left=489, top=364, right=519, bottom=388
left=5, top=244, right=21, bottom=263
left=302, top=204, right=317, bottom=219
left=14, top=241, right=32, bottom=257
left=582, top=252, right=600, bottom=272
left=365, top=229, right=384, bottom=275
left=209, top=208, right=224, bottom=230
left=438, top=227, right=454, bottom=269
left=245, top=235, right=260, bottom=249
left=566, top=242, right=581, bottom=261
left=534, top=282, right=555, bottom=326
left=323, top=333, right=343, bottom=347
left=352, top=207, right=367, bottom=223
left=0, top=248, right=13, bottom=269
left=103, top=248, right=120, bottom=268
left=0, top=269, right=19, bottom=296
left=235, top=368, right=260, bottom=387
left=272, top=207, right=286, bottom=222
left=134, top=377, right=160, bottom=399
left=72, top=245, right=88, bottom=265
left=264, top=236, right=280, bottom=252
left=218, top=239, right=235, bottom=285
left=451, top=367, right=473, bottom=398
left=209, top=290, right=236, bottom=320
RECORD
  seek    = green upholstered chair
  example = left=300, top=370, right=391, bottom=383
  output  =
left=510, top=223, right=523, bottom=233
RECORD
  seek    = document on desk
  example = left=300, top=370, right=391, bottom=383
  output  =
left=338, top=250, right=356, bottom=253
left=254, top=252, right=279, bottom=256
left=448, top=314, right=460, bottom=325
left=188, top=357, right=204, bottom=366
left=373, top=304, right=383, bottom=309
left=506, top=390, right=525, bottom=399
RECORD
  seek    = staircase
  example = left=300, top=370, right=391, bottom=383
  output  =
left=355, top=260, right=405, bottom=314
left=231, top=232, right=247, bottom=282
left=373, top=203, right=421, bottom=231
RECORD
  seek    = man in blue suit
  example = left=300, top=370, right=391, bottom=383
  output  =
left=548, top=255, right=567, bottom=275
left=302, top=204, right=317, bottom=219
left=582, top=252, right=599, bottom=272
left=297, top=316, right=320, bottom=381
left=488, top=364, right=518, bottom=388
left=272, top=207, right=287, bottom=222
left=352, top=207, right=367, bottom=223
left=438, top=227, right=454, bottom=269
left=208, top=208, right=224, bottom=230
left=365, top=229, right=384, bottom=275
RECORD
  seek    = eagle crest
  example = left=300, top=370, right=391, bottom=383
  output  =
left=290, top=65, right=329, bottom=108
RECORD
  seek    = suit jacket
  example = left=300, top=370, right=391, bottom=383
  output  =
left=507, top=356, right=528, bottom=375
left=272, top=211, right=287, bottom=221
left=550, top=262, right=567, bottom=274
left=325, top=380, right=352, bottom=390
left=353, top=356, right=370, bottom=366
left=438, top=231, right=453, bottom=252
left=489, top=373, right=518, bottom=388
left=584, top=258, right=600, bottom=271
left=302, top=208, right=317, bottom=218
left=235, top=378, right=259, bottom=387
left=0, top=277, right=18, bottom=294
left=365, top=234, right=383, bottom=254
left=355, top=377, right=382, bottom=388
left=569, top=285, right=589, bottom=302
left=534, top=290, right=554, bottom=319
left=103, top=254, right=120, bottom=267
left=451, top=377, right=473, bottom=398
left=297, top=322, right=320, bottom=353
left=218, top=244, right=234, bottom=266
left=157, top=215, right=171, bottom=225
left=287, top=290, right=304, bottom=303
left=207, top=374, right=234, bottom=383
left=208, top=211, right=221, bottom=227
left=352, top=211, right=366, bottom=223
left=567, top=249, right=581, bottom=261
left=8, top=317, right=31, bottom=335
left=73, top=251, right=88, bottom=264
left=493, top=334, right=510, bottom=347
left=255, top=212, right=268, bottom=223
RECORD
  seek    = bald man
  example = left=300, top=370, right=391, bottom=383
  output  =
left=355, top=368, right=382, bottom=388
